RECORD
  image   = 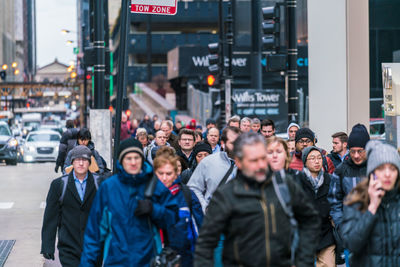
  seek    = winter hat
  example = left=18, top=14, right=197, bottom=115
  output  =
left=70, top=145, right=92, bottom=163
left=287, top=122, right=300, bottom=138
left=366, top=140, right=400, bottom=176
left=118, top=138, right=144, bottom=162
left=295, top=128, right=315, bottom=143
left=302, top=146, right=322, bottom=165
left=347, top=123, right=370, bottom=149
left=193, top=142, right=212, bottom=156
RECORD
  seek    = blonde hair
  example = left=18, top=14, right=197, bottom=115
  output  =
left=266, top=136, right=291, bottom=170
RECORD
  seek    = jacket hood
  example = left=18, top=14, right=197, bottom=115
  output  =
left=116, top=160, right=153, bottom=186
left=287, top=122, right=300, bottom=138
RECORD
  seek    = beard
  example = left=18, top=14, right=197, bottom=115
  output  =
left=241, top=167, right=268, bottom=183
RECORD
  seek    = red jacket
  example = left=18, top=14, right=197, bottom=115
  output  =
left=289, top=151, right=335, bottom=174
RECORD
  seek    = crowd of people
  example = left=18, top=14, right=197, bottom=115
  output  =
left=41, top=114, right=400, bottom=267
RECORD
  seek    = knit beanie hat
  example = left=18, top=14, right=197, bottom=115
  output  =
left=295, top=128, right=315, bottom=143
left=348, top=123, right=370, bottom=149
left=118, top=138, right=144, bottom=162
left=193, top=142, right=212, bottom=156
left=70, top=145, right=92, bottom=163
left=302, top=146, right=322, bottom=165
left=366, top=140, right=400, bottom=176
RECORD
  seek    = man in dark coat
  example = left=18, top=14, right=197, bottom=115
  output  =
left=41, top=145, right=101, bottom=266
left=195, top=132, right=320, bottom=267
left=55, top=120, right=79, bottom=173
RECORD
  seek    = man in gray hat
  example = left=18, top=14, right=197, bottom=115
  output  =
left=41, top=145, right=102, bottom=266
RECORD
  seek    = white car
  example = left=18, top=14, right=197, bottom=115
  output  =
left=23, top=130, right=61, bottom=162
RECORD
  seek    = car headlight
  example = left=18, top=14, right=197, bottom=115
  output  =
left=27, top=145, right=35, bottom=152
left=8, top=138, right=18, bottom=147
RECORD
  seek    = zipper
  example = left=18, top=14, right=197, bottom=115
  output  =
left=233, top=239, right=244, bottom=267
left=260, top=184, right=270, bottom=267
left=270, top=203, right=277, bottom=234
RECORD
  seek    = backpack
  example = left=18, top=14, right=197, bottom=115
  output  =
left=272, top=170, right=299, bottom=267
left=58, top=173, right=101, bottom=204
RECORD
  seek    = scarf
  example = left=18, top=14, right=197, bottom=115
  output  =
left=303, top=167, right=324, bottom=194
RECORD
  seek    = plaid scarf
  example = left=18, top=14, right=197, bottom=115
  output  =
left=303, top=167, right=324, bottom=194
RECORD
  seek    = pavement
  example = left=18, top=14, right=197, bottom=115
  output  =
left=0, top=162, right=61, bottom=267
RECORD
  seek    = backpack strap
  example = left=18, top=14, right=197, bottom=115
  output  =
left=272, top=170, right=299, bottom=266
left=59, top=174, right=69, bottom=205
left=217, top=162, right=235, bottom=189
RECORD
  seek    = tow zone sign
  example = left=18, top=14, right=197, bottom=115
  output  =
left=131, top=0, right=178, bottom=15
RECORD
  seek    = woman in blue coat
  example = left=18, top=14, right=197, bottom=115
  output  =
left=80, top=138, right=179, bottom=266
left=153, top=146, right=203, bottom=267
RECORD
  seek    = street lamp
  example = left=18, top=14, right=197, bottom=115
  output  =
left=61, top=29, right=77, bottom=34
left=2, top=64, right=7, bottom=70
left=66, top=40, right=75, bottom=45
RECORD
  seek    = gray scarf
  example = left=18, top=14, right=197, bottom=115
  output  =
left=303, top=167, right=324, bottom=194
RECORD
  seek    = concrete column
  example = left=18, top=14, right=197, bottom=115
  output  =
left=308, top=0, right=369, bottom=151
left=90, top=109, right=112, bottom=169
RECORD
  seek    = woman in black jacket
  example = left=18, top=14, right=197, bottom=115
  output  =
left=341, top=140, right=400, bottom=266
left=298, top=146, right=335, bottom=267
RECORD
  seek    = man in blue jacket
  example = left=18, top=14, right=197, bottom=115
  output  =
left=80, top=138, right=179, bottom=266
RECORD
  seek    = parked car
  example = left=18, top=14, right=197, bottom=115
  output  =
left=23, top=130, right=61, bottom=162
left=0, top=121, right=18, bottom=165
left=370, top=118, right=385, bottom=140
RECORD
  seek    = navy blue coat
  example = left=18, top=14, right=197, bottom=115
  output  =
left=79, top=161, right=179, bottom=267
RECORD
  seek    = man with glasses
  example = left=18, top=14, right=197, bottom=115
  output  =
left=289, top=128, right=335, bottom=173
left=329, top=124, right=370, bottom=227
left=177, top=129, right=197, bottom=168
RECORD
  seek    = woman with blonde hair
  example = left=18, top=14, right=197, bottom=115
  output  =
left=341, top=141, right=400, bottom=266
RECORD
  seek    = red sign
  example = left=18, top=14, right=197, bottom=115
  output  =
left=131, top=0, right=178, bottom=15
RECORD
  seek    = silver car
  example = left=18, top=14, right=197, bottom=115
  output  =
left=23, top=130, right=61, bottom=162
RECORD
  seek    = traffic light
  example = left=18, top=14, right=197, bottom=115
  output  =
left=208, top=43, right=220, bottom=75
left=0, top=71, right=6, bottom=81
left=207, top=75, right=216, bottom=86
left=262, top=5, right=280, bottom=52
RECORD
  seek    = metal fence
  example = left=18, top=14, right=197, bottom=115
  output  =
left=187, top=83, right=212, bottom=126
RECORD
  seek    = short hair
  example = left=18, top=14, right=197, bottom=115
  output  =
left=240, top=117, right=251, bottom=125
left=195, top=131, right=203, bottom=141
left=228, top=115, right=240, bottom=125
left=66, top=120, right=74, bottom=128
left=251, top=118, right=261, bottom=125
left=161, top=120, right=173, bottom=130
left=261, top=119, right=275, bottom=130
left=178, top=128, right=196, bottom=141
left=332, top=132, right=348, bottom=143
left=233, top=132, right=266, bottom=160
left=155, top=146, right=176, bottom=158
left=153, top=153, right=179, bottom=174
left=207, top=127, right=220, bottom=136
left=221, top=126, right=241, bottom=143
left=136, top=128, right=148, bottom=136
left=266, top=136, right=291, bottom=170
left=78, top=128, right=91, bottom=140
left=155, top=130, right=165, bottom=137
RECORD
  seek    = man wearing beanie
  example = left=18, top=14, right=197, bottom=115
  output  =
left=41, top=145, right=101, bottom=266
left=80, top=138, right=179, bottom=266
left=289, top=127, right=335, bottom=174
left=181, top=142, right=212, bottom=184
left=329, top=123, right=370, bottom=228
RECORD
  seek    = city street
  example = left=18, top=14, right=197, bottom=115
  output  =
left=0, top=162, right=61, bottom=267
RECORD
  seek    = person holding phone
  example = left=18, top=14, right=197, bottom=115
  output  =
left=340, top=140, right=400, bottom=266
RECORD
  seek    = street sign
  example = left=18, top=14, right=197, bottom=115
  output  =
left=131, top=0, right=178, bottom=15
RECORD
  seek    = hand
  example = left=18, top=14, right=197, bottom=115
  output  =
left=54, top=165, right=60, bottom=173
left=42, top=253, right=55, bottom=260
left=135, top=199, right=153, bottom=217
left=368, top=175, right=385, bottom=214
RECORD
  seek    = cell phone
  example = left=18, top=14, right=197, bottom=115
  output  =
left=373, top=173, right=385, bottom=191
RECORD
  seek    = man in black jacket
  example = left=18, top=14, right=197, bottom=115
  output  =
left=41, top=145, right=101, bottom=266
left=195, top=132, right=320, bottom=267
left=55, top=120, right=79, bottom=173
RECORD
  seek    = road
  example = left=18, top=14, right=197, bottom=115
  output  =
left=0, top=162, right=61, bottom=267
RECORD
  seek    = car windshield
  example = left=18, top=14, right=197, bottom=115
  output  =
left=27, top=133, right=60, bottom=142
left=24, top=121, right=40, bottom=127
left=0, top=125, right=11, bottom=136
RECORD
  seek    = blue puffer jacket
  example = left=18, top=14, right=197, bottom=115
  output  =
left=79, top=161, right=179, bottom=267
left=166, top=179, right=203, bottom=267
left=328, top=157, right=367, bottom=226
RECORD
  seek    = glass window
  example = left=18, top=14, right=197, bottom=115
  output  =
left=0, top=125, right=11, bottom=136
left=27, top=134, right=60, bottom=142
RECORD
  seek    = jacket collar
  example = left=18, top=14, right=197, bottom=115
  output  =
left=116, top=160, right=153, bottom=186
left=233, top=171, right=272, bottom=197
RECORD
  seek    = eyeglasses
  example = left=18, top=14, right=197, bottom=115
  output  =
left=307, top=156, right=322, bottom=162
left=349, top=149, right=365, bottom=155
left=180, top=138, right=194, bottom=142
left=298, top=139, right=313, bottom=145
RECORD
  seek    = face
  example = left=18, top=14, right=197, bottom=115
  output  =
left=374, top=163, right=398, bottom=191
left=161, top=123, right=172, bottom=138
left=240, top=121, right=251, bottom=132
left=260, top=125, right=275, bottom=138
left=72, top=158, right=90, bottom=176
left=175, top=122, right=182, bottom=130
left=221, top=130, right=240, bottom=158
left=207, top=123, right=216, bottom=130
left=155, top=131, right=167, bottom=146
left=235, top=143, right=268, bottom=182
left=251, top=123, right=260, bottom=132
left=207, top=128, right=220, bottom=146
left=78, top=139, right=89, bottom=146
left=178, top=134, right=195, bottom=151
left=195, top=133, right=202, bottom=143
left=332, top=137, right=346, bottom=154
left=177, top=160, right=182, bottom=175
left=306, top=150, right=323, bottom=173
left=288, top=126, right=299, bottom=140
left=122, top=152, right=143, bottom=175
left=266, top=142, right=287, bottom=172
left=229, top=121, right=240, bottom=128
left=155, top=163, right=177, bottom=188
left=349, top=147, right=367, bottom=165
left=295, top=138, right=313, bottom=152
left=154, top=121, right=161, bottom=131
left=138, top=135, right=148, bottom=147
left=287, top=141, right=295, bottom=153
left=196, top=151, right=210, bottom=163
